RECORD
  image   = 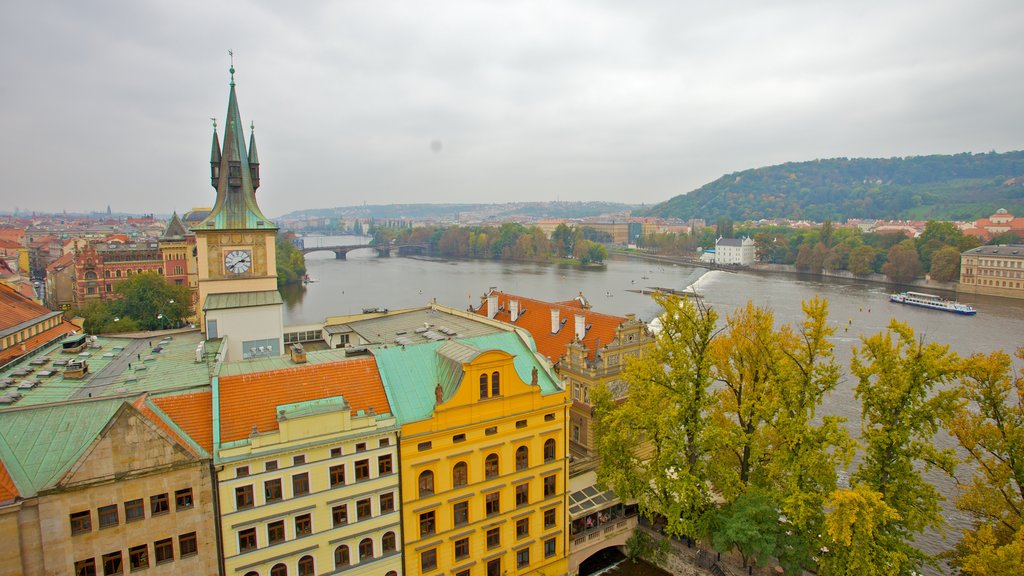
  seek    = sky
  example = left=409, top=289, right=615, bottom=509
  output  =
left=2, top=0, right=1023, bottom=218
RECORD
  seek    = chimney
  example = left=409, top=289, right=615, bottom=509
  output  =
left=551, top=308, right=560, bottom=333
left=510, top=300, right=519, bottom=322
left=487, top=294, right=498, bottom=319
left=290, top=343, right=307, bottom=364
left=575, top=314, right=586, bottom=341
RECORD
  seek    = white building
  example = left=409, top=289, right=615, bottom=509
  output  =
left=714, top=236, right=755, bottom=265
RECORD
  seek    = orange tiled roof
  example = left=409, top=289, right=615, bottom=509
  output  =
left=46, top=251, right=75, bottom=273
left=0, top=283, right=55, bottom=331
left=0, top=459, right=19, bottom=503
left=217, top=358, right=390, bottom=444
left=474, top=290, right=627, bottom=363
left=0, top=321, right=77, bottom=365
left=138, top=392, right=214, bottom=456
left=0, top=239, right=22, bottom=251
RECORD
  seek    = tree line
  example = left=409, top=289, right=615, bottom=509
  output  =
left=371, top=222, right=608, bottom=264
left=594, top=294, right=1023, bottom=575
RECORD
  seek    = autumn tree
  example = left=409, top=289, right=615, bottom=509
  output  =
left=850, top=320, right=961, bottom=573
left=882, top=239, right=923, bottom=283
left=848, top=245, right=877, bottom=276
left=946, top=349, right=1024, bottom=574
left=819, top=485, right=907, bottom=576
left=592, top=294, right=721, bottom=539
left=929, top=245, right=962, bottom=282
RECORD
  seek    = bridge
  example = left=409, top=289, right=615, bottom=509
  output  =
left=298, top=243, right=429, bottom=259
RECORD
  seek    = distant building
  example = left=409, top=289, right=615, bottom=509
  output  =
left=44, top=252, right=77, bottom=310
left=714, top=236, right=755, bottom=265
left=73, top=240, right=163, bottom=304
left=158, top=212, right=198, bottom=309
left=963, top=208, right=1024, bottom=241
left=958, top=244, right=1024, bottom=299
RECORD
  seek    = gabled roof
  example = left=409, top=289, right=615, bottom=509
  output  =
left=473, top=290, right=627, bottom=363
left=0, top=283, right=59, bottom=333
left=217, top=357, right=390, bottom=445
left=160, top=212, right=190, bottom=241
left=135, top=392, right=213, bottom=457
left=0, top=459, right=18, bottom=503
left=45, top=251, right=75, bottom=273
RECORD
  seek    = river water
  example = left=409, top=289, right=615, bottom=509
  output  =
left=285, top=235, right=1024, bottom=571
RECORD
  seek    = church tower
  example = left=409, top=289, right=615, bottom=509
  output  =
left=192, top=63, right=283, bottom=361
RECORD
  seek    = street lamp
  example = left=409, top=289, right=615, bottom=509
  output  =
left=157, top=313, right=166, bottom=330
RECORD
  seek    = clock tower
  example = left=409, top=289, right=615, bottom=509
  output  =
left=192, top=63, right=283, bottom=361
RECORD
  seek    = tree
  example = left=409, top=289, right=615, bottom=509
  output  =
left=946, top=349, right=1024, bottom=574
left=848, top=245, right=877, bottom=276
left=916, top=221, right=965, bottom=271
left=113, top=272, right=191, bottom=330
left=819, top=485, right=907, bottom=576
left=550, top=224, right=579, bottom=258
left=579, top=240, right=607, bottom=264
left=819, top=219, right=834, bottom=248
left=929, top=245, right=962, bottom=282
left=276, top=231, right=307, bottom=286
left=988, top=231, right=1021, bottom=245
left=711, top=491, right=781, bottom=569
left=882, top=239, right=922, bottom=283
left=850, top=320, right=961, bottom=573
left=717, top=216, right=734, bottom=239
left=593, top=294, right=720, bottom=540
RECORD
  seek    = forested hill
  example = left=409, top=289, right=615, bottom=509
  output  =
left=639, top=151, right=1024, bottom=222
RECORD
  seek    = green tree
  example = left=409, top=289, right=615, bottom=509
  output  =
left=850, top=320, right=961, bottom=573
left=988, top=231, right=1021, bottom=245
left=848, top=245, right=877, bottom=276
left=916, top=220, right=965, bottom=270
left=550, top=224, right=580, bottom=258
left=593, top=294, right=720, bottom=539
left=111, top=272, right=191, bottom=331
left=946, top=349, right=1024, bottom=574
left=929, top=245, right=962, bottom=282
left=820, top=485, right=907, bottom=576
left=579, top=241, right=607, bottom=264
left=711, top=491, right=781, bottom=569
left=717, top=216, right=734, bottom=239
left=882, top=239, right=922, bottom=283
left=276, top=231, right=307, bottom=286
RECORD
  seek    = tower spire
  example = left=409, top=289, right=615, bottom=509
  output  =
left=209, top=118, right=221, bottom=188
left=248, top=121, right=260, bottom=191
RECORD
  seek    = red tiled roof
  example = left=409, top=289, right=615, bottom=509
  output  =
left=0, top=459, right=19, bottom=503
left=474, top=290, right=627, bottom=363
left=143, top=392, right=214, bottom=455
left=218, top=358, right=390, bottom=444
left=0, top=283, right=54, bottom=331
left=0, top=239, right=22, bottom=250
left=0, top=321, right=77, bottom=365
left=46, top=251, right=75, bottom=273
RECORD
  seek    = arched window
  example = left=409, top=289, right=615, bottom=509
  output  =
left=452, top=462, right=468, bottom=487
left=85, top=271, right=97, bottom=280
left=382, top=531, right=396, bottom=552
left=359, top=537, right=374, bottom=560
left=479, top=373, right=489, bottom=398
left=104, top=270, right=110, bottom=278
left=297, top=556, right=314, bottom=576
left=418, top=470, right=434, bottom=497
left=544, top=438, right=556, bottom=462
left=386, top=572, right=398, bottom=576
left=116, top=270, right=121, bottom=278
left=485, top=453, right=499, bottom=479
left=491, top=371, right=500, bottom=396
left=334, top=545, right=350, bottom=567
left=244, top=572, right=259, bottom=576
left=516, top=446, right=529, bottom=471
left=270, top=564, right=287, bottom=576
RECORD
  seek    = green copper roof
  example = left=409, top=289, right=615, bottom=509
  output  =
left=193, top=68, right=276, bottom=232
left=203, top=290, right=283, bottom=312
left=372, top=331, right=561, bottom=426
left=0, top=397, right=126, bottom=496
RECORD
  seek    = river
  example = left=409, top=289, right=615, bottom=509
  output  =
left=285, top=235, right=1024, bottom=572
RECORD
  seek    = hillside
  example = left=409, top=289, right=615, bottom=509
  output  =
left=277, top=201, right=636, bottom=222
left=640, top=151, right=1024, bottom=222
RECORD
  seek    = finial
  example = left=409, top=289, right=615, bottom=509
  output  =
left=210, top=118, right=217, bottom=131
left=228, top=49, right=235, bottom=86
left=250, top=121, right=254, bottom=132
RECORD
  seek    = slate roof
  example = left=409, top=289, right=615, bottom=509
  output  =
left=473, top=290, right=627, bottom=363
left=160, top=212, right=190, bottom=241
left=217, top=357, right=390, bottom=445
left=372, top=331, right=560, bottom=426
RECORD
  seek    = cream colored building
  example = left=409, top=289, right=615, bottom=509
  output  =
left=958, top=244, right=1024, bottom=299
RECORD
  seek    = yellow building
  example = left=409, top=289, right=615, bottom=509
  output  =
left=959, top=244, right=1024, bottom=299
left=335, top=305, right=570, bottom=576
left=214, top=355, right=402, bottom=576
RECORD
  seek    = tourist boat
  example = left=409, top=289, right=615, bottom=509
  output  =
left=889, top=291, right=977, bottom=315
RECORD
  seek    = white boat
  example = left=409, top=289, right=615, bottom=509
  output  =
left=889, top=291, right=976, bottom=315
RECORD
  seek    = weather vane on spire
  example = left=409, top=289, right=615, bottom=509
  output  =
left=228, top=49, right=235, bottom=85
left=211, top=118, right=217, bottom=130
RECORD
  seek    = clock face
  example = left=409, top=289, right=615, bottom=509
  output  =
left=224, top=250, right=252, bottom=274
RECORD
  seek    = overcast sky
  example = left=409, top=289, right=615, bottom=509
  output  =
left=2, top=1, right=1022, bottom=217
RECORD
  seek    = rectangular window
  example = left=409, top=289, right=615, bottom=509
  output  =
left=456, top=571, right=470, bottom=576
left=357, top=498, right=372, bottom=520
left=75, top=559, right=96, bottom=576
left=421, top=548, right=437, bottom=572
left=268, top=520, right=285, bottom=544
left=487, top=560, right=501, bottom=576
left=418, top=441, right=432, bottom=451
left=265, top=478, right=282, bottom=502
left=329, top=464, right=346, bottom=487
left=420, top=510, right=436, bottom=537
left=332, top=504, right=348, bottom=526
left=486, top=527, right=500, bottom=549
left=485, top=426, right=497, bottom=435
left=236, top=466, right=249, bottom=477
left=355, top=459, right=370, bottom=481
left=330, top=447, right=342, bottom=458
left=179, top=532, right=198, bottom=557
left=356, top=442, right=367, bottom=452
left=128, top=545, right=149, bottom=570
left=454, top=537, right=470, bottom=560
left=544, top=474, right=557, bottom=497
left=379, top=438, right=391, bottom=447
left=516, top=483, right=529, bottom=507
left=235, top=485, right=254, bottom=509
left=452, top=433, right=466, bottom=443
left=265, top=460, right=278, bottom=471
left=378, top=454, right=393, bottom=475
left=545, top=537, right=557, bottom=558
left=380, top=492, right=395, bottom=513
left=124, top=499, right=145, bottom=522
left=544, top=508, right=557, bottom=529
left=516, top=419, right=527, bottom=429
left=238, top=528, right=257, bottom=552
left=293, top=454, right=305, bottom=465
left=71, top=510, right=92, bottom=534
left=151, top=493, right=169, bottom=516
left=517, top=548, right=530, bottom=569
left=175, top=488, right=193, bottom=510
left=453, top=500, right=469, bottom=526
left=154, top=538, right=173, bottom=564
left=292, top=473, right=309, bottom=496
left=98, top=504, right=118, bottom=529
left=295, top=513, right=312, bottom=537
left=516, top=517, right=529, bottom=539
left=102, top=551, right=123, bottom=575
left=485, top=491, right=500, bottom=516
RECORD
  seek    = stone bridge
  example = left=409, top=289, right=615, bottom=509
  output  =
left=298, top=243, right=429, bottom=259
